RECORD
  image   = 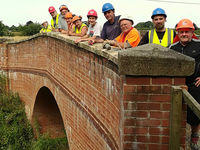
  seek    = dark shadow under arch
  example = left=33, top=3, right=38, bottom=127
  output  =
left=32, top=86, right=66, bottom=138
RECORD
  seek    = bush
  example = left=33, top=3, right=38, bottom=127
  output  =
left=0, top=74, right=69, bottom=150
left=22, top=23, right=42, bottom=36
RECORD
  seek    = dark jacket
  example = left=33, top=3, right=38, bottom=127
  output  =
left=169, top=39, right=200, bottom=86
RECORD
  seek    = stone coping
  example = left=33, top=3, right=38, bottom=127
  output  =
left=6, top=33, right=195, bottom=76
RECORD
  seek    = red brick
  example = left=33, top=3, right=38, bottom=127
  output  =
left=123, top=94, right=148, bottom=102
left=136, top=119, right=161, bottom=127
left=136, top=135, right=148, bottom=142
left=126, top=77, right=150, bottom=85
left=162, top=86, right=171, bottom=94
left=174, top=78, right=185, bottom=85
left=149, top=136, right=160, bottom=143
left=137, top=85, right=162, bottom=94
left=162, top=103, right=171, bottom=110
left=149, top=95, right=171, bottom=102
left=123, top=85, right=136, bottom=93
left=124, top=118, right=136, bottom=126
left=124, top=111, right=148, bottom=118
left=124, top=135, right=135, bottom=141
left=137, top=103, right=160, bottom=110
left=161, top=136, right=169, bottom=144
left=152, top=77, right=172, bottom=85
left=134, top=127, right=148, bottom=134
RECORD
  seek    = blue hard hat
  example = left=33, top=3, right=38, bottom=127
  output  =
left=151, top=8, right=167, bottom=19
left=102, top=3, right=114, bottom=13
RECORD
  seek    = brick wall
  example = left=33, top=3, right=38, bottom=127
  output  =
left=123, top=77, right=187, bottom=150
left=3, top=35, right=121, bottom=150
left=0, top=34, right=193, bottom=150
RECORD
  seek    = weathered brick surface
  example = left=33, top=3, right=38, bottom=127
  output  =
left=123, top=77, right=187, bottom=149
left=3, top=35, right=121, bottom=150
left=0, top=34, right=189, bottom=150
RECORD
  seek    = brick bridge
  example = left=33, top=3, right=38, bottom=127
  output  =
left=0, top=33, right=194, bottom=150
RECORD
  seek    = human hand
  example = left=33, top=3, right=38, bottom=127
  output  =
left=75, top=38, right=81, bottom=44
left=88, top=39, right=95, bottom=45
left=195, top=77, right=200, bottom=87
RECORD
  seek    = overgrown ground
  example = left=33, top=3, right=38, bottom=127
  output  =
left=0, top=74, right=69, bottom=150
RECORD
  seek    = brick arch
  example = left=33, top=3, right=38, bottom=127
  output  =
left=32, top=86, right=66, bottom=138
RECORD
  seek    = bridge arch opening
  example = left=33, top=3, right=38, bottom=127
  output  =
left=32, top=86, right=66, bottom=139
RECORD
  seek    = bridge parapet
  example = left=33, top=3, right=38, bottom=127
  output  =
left=0, top=33, right=195, bottom=150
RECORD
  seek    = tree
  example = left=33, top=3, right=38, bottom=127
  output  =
left=0, top=21, right=5, bottom=36
left=22, top=23, right=41, bottom=36
left=135, top=21, right=154, bottom=30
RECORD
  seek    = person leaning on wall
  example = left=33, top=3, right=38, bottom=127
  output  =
left=169, top=18, right=200, bottom=150
left=88, top=3, right=121, bottom=45
left=138, top=8, right=175, bottom=47
left=40, top=21, right=52, bottom=33
left=48, top=6, right=59, bottom=32
left=68, top=16, right=88, bottom=37
left=104, top=15, right=140, bottom=49
left=75, top=9, right=102, bottom=44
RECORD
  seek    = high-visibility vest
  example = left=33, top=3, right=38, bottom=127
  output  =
left=40, top=25, right=52, bottom=33
left=73, top=23, right=87, bottom=34
left=148, top=28, right=174, bottom=47
left=51, top=14, right=59, bottom=29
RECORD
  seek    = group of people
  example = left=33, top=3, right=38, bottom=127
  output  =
left=40, top=3, right=200, bottom=149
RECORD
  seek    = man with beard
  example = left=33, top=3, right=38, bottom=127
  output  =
left=169, top=18, right=200, bottom=150
left=48, top=6, right=60, bottom=32
left=139, top=8, right=175, bottom=47
left=88, top=3, right=121, bottom=44
left=58, top=5, right=69, bottom=32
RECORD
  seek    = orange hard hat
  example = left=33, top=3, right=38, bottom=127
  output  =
left=72, top=16, right=81, bottom=23
left=59, top=5, right=68, bottom=11
left=176, top=19, right=195, bottom=31
left=65, top=12, right=73, bottom=19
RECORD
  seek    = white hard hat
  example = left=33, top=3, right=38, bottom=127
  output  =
left=119, top=15, right=134, bottom=25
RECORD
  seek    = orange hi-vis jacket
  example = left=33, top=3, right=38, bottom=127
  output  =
left=115, top=27, right=140, bottom=48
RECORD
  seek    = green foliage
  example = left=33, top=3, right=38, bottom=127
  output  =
left=31, top=135, right=68, bottom=150
left=194, top=29, right=200, bottom=36
left=22, top=23, right=42, bottom=36
left=135, top=21, right=154, bottom=30
left=0, top=74, right=69, bottom=150
left=0, top=74, right=33, bottom=150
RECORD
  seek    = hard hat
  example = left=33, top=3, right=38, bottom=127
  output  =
left=102, top=3, right=114, bottom=13
left=48, top=6, right=56, bottom=13
left=65, top=12, right=73, bottom=19
left=41, top=21, right=48, bottom=25
left=87, top=9, right=98, bottom=18
left=151, top=8, right=167, bottom=19
left=119, top=15, right=134, bottom=25
left=176, top=19, right=195, bottom=31
left=59, top=5, right=68, bottom=11
left=72, top=16, right=81, bottom=23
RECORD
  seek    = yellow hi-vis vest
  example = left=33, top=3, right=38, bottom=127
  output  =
left=40, top=25, right=52, bottom=33
left=73, top=23, right=87, bottom=34
left=51, top=14, right=59, bottom=29
left=148, top=28, right=174, bottom=47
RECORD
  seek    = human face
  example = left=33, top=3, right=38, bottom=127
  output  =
left=177, top=29, right=194, bottom=45
left=152, top=15, right=166, bottom=30
left=61, top=9, right=68, bottom=16
left=50, top=11, right=56, bottom=18
left=66, top=18, right=72, bottom=25
left=120, top=20, right=132, bottom=33
left=74, top=20, right=82, bottom=28
left=88, top=16, right=97, bottom=26
left=104, top=10, right=115, bottom=22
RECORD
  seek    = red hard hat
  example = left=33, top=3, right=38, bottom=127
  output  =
left=87, top=9, right=97, bottom=18
left=48, top=6, right=56, bottom=13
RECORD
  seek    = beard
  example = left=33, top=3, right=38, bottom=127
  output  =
left=155, top=24, right=164, bottom=30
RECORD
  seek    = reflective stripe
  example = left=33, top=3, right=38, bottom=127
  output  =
left=51, top=14, right=59, bottom=29
left=73, top=23, right=87, bottom=34
left=148, top=28, right=174, bottom=47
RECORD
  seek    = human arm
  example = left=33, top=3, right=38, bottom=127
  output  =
left=138, top=31, right=149, bottom=46
left=195, top=77, right=200, bottom=87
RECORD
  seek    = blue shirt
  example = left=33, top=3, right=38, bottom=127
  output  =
left=101, top=15, right=121, bottom=40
